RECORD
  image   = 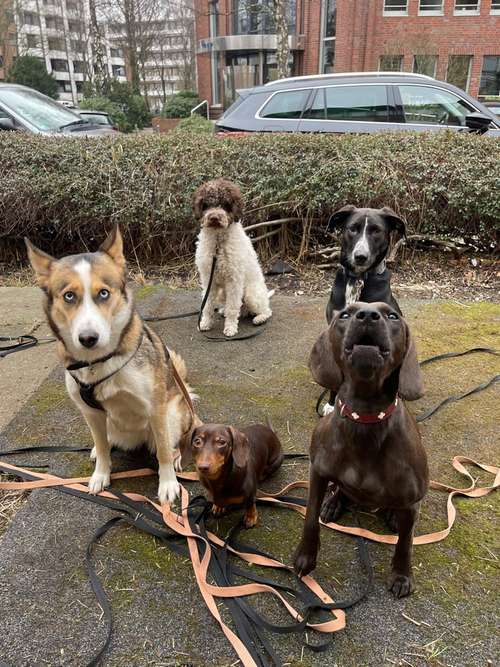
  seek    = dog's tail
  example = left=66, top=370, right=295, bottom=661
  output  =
left=169, top=349, right=187, bottom=381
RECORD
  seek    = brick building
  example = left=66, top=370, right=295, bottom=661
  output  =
left=195, top=0, right=500, bottom=113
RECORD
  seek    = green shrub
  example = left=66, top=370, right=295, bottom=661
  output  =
left=7, top=55, right=58, bottom=99
left=161, top=91, right=200, bottom=118
left=0, top=131, right=498, bottom=265
left=78, top=96, right=128, bottom=132
left=82, top=81, right=150, bottom=132
left=174, top=115, right=214, bottom=134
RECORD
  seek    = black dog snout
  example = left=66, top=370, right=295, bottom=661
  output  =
left=354, top=253, right=368, bottom=264
left=355, top=309, right=381, bottom=321
left=79, top=334, right=98, bottom=348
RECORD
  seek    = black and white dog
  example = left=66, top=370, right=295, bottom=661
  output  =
left=322, top=205, right=405, bottom=414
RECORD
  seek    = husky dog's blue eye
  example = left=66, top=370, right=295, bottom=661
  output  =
left=63, top=291, right=75, bottom=303
left=339, top=312, right=350, bottom=319
left=98, top=289, right=110, bottom=300
left=388, top=312, right=399, bottom=320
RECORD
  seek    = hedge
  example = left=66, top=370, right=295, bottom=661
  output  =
left=0, top=131, right=499, bottom=265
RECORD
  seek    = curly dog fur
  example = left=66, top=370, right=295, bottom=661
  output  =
left=193, top=178, right=273, bottom=337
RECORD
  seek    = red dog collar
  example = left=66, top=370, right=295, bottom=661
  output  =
left=336, top=396, right=399, bottom=424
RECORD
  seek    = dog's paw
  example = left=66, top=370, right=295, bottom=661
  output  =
left=252, top=312, right=271, bottom=326
left=322, top=402, right=335, bottom=416
left=90, top=446, right=97, bottom=461
left=158, top=478, right=180, bottom=505
left=223, top=323, right=238, bottom=337
left=320, top=486, right=346, bottom=524
left=293, top=543, right=317, bottom=577
left=88, top=470, right=110, bottom=495
left=243, top=506, right=258, bottom=528
left=211, top=504, right=226, bottom=517
left=387, top=572, right=415, bottom=598
left=199, top=316, right=214, bottom=331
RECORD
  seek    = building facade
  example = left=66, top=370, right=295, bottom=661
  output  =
left=195, top=0, right=500, bottom=112
left=1, top=0, right=193, bottom=110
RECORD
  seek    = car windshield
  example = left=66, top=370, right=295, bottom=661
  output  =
left=0, top=87, right=82, bottom=131
left=80, top=113, right=111, bottom=125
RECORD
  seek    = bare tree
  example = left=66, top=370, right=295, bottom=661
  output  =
left=273, top=0, right=289, bottom=80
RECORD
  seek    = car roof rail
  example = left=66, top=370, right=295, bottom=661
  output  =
left=264, top=72, right=435, bottom=86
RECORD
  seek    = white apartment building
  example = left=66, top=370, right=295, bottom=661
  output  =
left=14, top=0, right=191, bottom=108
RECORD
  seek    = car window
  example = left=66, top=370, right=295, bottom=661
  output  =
left=260, top=89, right=310, bottom=119
left=303, top=89, right=326, bottom=120
left=399, top=85, right=475, bottom=126
left=80, top=113, right=110, bottom=125
left=0, top=87, right=81, bottom=131
left=324, top=85, right=389, bottom=122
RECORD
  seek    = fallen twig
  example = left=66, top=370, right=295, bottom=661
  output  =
left=245, top=217, right=302, bottom=233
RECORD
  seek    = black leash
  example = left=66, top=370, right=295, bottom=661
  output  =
left=0, top=335, right=41, bottom=358
left=0, top=461, right=366, bottom=667
left=315, top=347, right=500, bottom=419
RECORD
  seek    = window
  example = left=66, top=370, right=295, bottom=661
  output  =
left=321, top=0, right=336, bottom=73
left=72, top=60, right=85, bottom=73
left=48, top=38, right=64, bottom=51
left=45, top=16, right=64, bottom=30
left=233, top=0, right=296, bottom=35
left=71, top=39, right=85, bottom=53
left=112, top=64, right=126, bottom=77
left=26, top=34, right=40, bottom=48
left=260, top=89, right=310, bottom=119
left=491, top=0, right=500, bottom=13
left=56, top=80, right=72, bottom=93
left=383, top=0, right=408, bottom=14
left=446, top=55, right=472, bottom=91
left=419, top=0, right=443, bottom=13
left=75, top=81, right=84, bottom=93
left=66, top=0, right=79, bottom=11
left=68, top=20, right=83, bottom=33
left=413, top=54, right=437, bottom=77
left=110, top=47, right=123, bottom=58
left=400, top=85, right=475, bottom=126
left=379, top=55, right=403, bottom=71
left=51, top=58, right=69, bottom=72
left=23, top=12, right=38, bottom=26
left=454, top=0, right=480, bottom=13
left=324, top=85, right=388, bottom=122
left=479, top=56, right=500, bottom=96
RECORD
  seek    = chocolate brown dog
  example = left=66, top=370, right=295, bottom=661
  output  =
left=180, top=422, right=284, bottom=527
left=294, top=302, right=428, bottom=597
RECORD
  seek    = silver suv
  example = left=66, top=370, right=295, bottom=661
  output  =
left=216, top=72, right=500, bottom=135
left=0, top=84, right=116, bottom=136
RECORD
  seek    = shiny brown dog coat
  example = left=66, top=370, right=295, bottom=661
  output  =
left=294, top=302, right=428, bottom=597
left=181, top=422, right=283, bottom=527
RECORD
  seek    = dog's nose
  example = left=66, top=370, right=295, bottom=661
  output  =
left=197, top=463, right=211, bottom=473
left=356, top=309, right=380, bottom=321
left=78, top=333, right=99, bottom=348
left=354, top=253, right=368, bottom=264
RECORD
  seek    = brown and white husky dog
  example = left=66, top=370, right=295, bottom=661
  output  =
left=25, top=226, right=196, bottom=504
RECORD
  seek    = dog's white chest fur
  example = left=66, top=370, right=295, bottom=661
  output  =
left=345, top=278, right=364, bottom=305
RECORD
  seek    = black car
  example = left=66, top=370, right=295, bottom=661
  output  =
left=216, top=72, right=500, bottom=135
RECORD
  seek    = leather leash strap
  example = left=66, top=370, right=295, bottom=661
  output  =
left=2, top=456, right=497, bottom=545
left=0, top=462, right=346, bottom=667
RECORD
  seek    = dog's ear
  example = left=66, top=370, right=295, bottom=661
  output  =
left=326, top=205, right=356, bottom=232
left=379, top=207, right=406, bottom=238
left=99, top=225, right=125, bottom=271
left=309, top=326, right=343, bottom=392
left=192, top=187, right=203, bottom=219
left=229, top=185, right=243, bottom=221
left=398, top=321, right=424, bottom=401
left=229, top=426, right=250, bottom=468
left=25, top=238, right=55, bottom=290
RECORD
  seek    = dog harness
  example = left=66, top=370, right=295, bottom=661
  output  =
left=66, top=332, right=145, bottom=411
left=336, top=395, right=399, bottom=424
